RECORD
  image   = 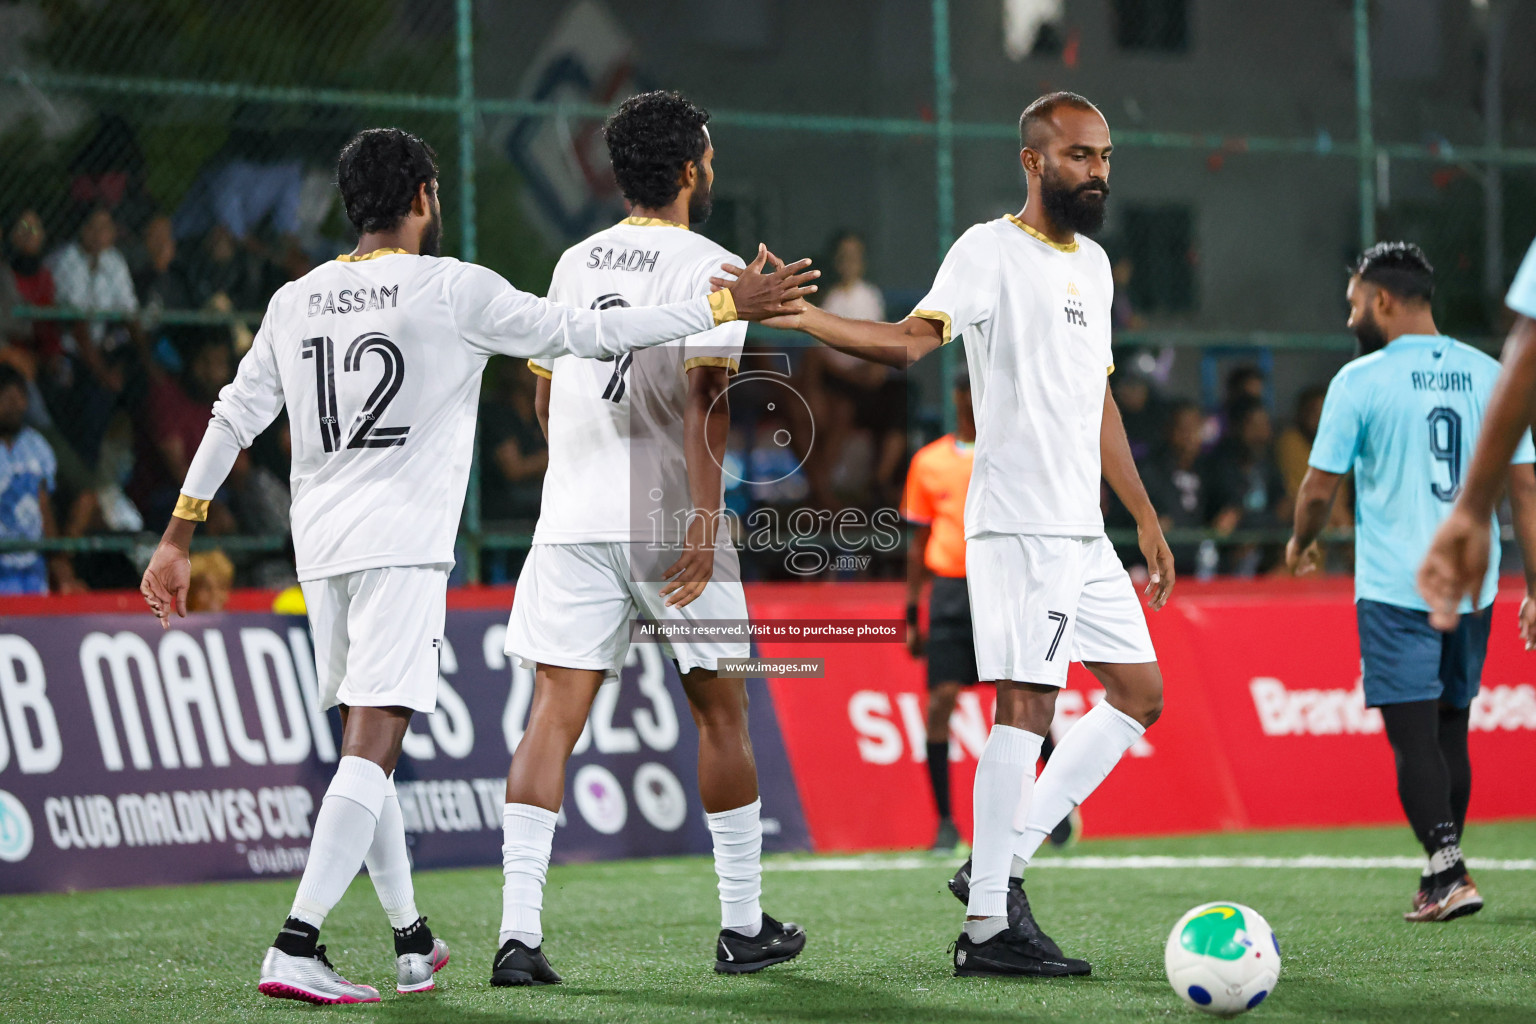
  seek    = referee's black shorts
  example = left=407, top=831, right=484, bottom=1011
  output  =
left=927, top=575, right=979, bottom=688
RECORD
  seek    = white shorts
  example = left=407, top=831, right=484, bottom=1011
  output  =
left=966, top=533, right=1156, bottom=686
left=301, top=565, right=449, bottom=714
left=507, top=542, right=751, bottom=679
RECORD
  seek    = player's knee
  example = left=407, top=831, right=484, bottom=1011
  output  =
left=684, top=677, right=750, bottom=732
left=1097, top=664, right=1163, bottom=728
left=995, top=684, right=1058, bottom=735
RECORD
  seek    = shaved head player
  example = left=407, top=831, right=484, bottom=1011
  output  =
left=740, top=92, right=1174, bottom=978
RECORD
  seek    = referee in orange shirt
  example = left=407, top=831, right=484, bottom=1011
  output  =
left=905, top=372, right=1073, bottom=851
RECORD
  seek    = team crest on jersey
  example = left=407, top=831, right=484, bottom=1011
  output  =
left=1064, top=282, right=1087, bottom=328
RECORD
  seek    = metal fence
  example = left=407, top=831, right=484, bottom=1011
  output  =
left=2, top=0, right=1534, bottom=587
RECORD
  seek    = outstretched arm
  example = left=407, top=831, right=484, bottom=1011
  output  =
left=711, top=251, right=945, bottom=368
left=1101, top=384, right=1174, bottom=609
left=775, top=304, right=945, bottom=369
left=1419, top=316, right=1536, bottom=626
left=467, top=247, right=817, bottom=362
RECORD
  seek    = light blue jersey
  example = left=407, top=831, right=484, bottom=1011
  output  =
left=1509, top=238, right=1536, bottom=319
left=1310, top=334, right=1535, bottom=612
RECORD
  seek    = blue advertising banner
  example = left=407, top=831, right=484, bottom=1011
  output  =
left=0, top=611, right=808, bottom=894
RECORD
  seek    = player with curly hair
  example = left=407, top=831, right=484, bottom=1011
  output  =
left=491, top=91, right=807, bottom=988
left=139, top=125, right=816, bottom=1006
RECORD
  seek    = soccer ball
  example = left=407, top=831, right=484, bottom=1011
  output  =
left=1164, top=902, right=1280, bottom=1016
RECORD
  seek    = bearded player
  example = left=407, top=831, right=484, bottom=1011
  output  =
left=138, top=127, right=815, bottom=1005
left=1288, top=242, right=1536, bottom=922
left=738, top=92, right=1173, bottom=977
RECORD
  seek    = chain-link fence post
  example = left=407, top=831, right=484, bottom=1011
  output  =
left=932, top=0, right=957, bottom=433
left=1353, top=0, right=1375, bottom=252
left=457, top=0, right=482, bottom=584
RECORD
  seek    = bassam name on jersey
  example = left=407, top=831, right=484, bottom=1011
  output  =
left=585, top=246, right=660, bottom=273
left=306, top=285, right=399, bottom=316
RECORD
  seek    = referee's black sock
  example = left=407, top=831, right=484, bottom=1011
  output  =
left=926, top=742, right=952, bottom=820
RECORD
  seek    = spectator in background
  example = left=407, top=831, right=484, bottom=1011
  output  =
left=1121, top=400, right=1211, bottom=576
left=1110, top=370, right=1166, bottom=461
left=479, top=362, right=548, bottom=582
left=188, top=223, right=270, bottom=314
left=5, top=211, right=63, bottom=367
left=186, top=549, right=235, bottom=612
left=1226, top=365, right=1265, bottom=407
left=133, top=214, right=195, bottom=312
left=129, top=338, right=235, bottom=529
left=1111, top=257, right=1145, bottom=331
left=0, top=365, right=80, bottom=593
left=173, top=104, right=304, bottom=246
left=1207, top=396, right=1287, bottom=574
left=131, top=213, right=203, bottom=373
left=50, top=206, right=139, bottom=327
left=66, top=113, right=153, bottom=232
left=1277, top=383, right=1352, bottom=557
left=1278, top=386, right=1325, bottom=497
left=482, top=362, right=548, bottom=522
left=47, top=206, right=140, bottom=469
left=802, top=231, right=905, bottom=508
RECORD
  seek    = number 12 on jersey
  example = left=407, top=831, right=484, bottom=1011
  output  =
left=302, top=333, right=412, bottom=452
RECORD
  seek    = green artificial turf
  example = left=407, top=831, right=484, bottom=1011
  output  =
left=3, top=821, right=1533, bottom=1024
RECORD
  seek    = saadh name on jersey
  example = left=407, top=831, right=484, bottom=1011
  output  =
left=307, top=285, right=399, bottom=317
left=586, top=245, right=661, bottom=274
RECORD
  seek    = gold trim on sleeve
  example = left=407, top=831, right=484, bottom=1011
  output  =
left=527, top=360, right=553, bottom=380
left=336, top=247, right=410, bottom=262
left=683, top=356, right=740, bottom=374
left=708, top=289, right=738, bottom=325
left=621, top=216, right=689, bottom=230
left=172, top=494, right=211, bottom=522
left=1107, top=364, right=1115, bottom=376
left=910, top=309, right=954, bottom=345
left=1005, top=214, right=1079, bottom=253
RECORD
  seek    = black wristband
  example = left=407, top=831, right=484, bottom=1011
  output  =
left=905, top=603, right=920, bottom=625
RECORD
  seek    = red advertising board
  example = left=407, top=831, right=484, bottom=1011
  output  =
left=749, top=579, right=1536, bottom=851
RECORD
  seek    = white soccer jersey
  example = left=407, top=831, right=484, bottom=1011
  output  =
left=912, top=216, right=1114, bottom=538
left=181, top=249, right=730, bottom=581
left=530, top=217, right=747, bottom=545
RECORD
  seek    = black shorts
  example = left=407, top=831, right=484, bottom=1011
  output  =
left=927, top=575, right=979, bottom=688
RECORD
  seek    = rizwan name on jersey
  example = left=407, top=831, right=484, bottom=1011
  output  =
left=306, top=285, right=400, bottom=316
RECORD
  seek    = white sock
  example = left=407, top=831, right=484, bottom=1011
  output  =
left=967, top=725, right=1044, bottom=919
left=964, top=917, right=1009, bottom=943
left=365, top=773, right=419, bottom=929
left=706, top=798, right=764, bottom=936
left=291, top=755, right=388, bottom=928
left=500, top=803, right=557, bottom=948
left=1012, top=701, right=1144, bottom=868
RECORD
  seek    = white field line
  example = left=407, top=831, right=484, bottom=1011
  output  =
left=766, top=854, right=1536, bottom=873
